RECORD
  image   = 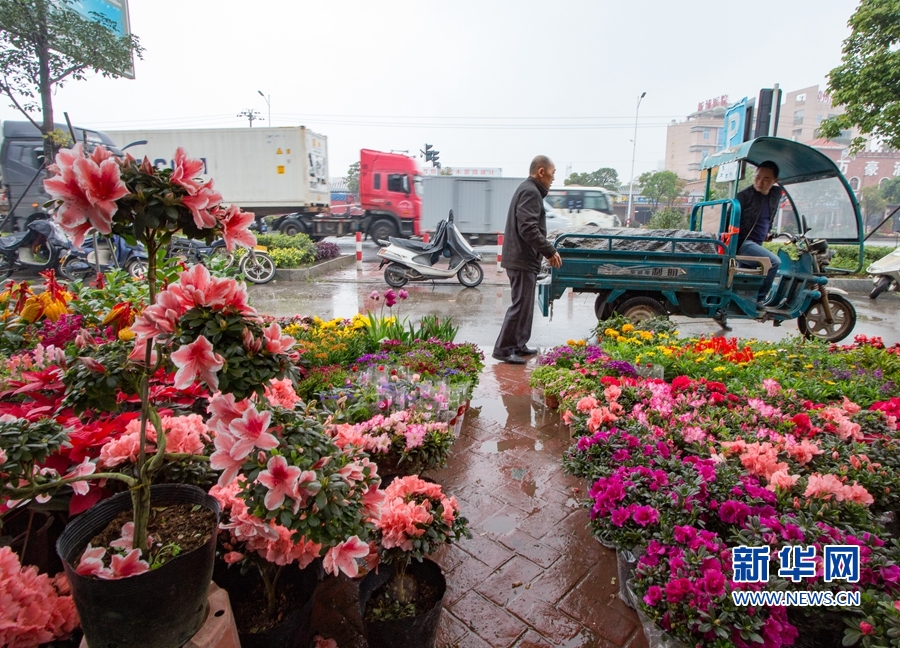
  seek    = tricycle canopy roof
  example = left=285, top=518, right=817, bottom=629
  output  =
left=701, top=137, right=843, bottom=185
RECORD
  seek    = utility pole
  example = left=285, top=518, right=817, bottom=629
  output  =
left=237, top=109, right=263, bottom=127
left=257, top=91, right=271, bottom=126
left=626, top=91, right=647, bottom=228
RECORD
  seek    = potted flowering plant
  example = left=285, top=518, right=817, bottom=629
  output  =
left=0, top=143, right=277, bottom=648
left=209, top=396, right=382, bottom=647
left=358, top=475, right=470, bottom=648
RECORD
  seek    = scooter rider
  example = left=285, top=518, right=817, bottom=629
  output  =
left=492, top=156, right=563, bottom=365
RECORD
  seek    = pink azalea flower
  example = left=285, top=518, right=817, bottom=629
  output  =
left=223, top=551, right=244, bottom=564
left=262, top=322, right=295, bottom=354
left=804, top=473, right=847, bottom=501
left=264, top=377, right=301, bottom=409
left=257, top=455, right=302, bottom=510
left=229, top=406, right=278, bottom=459
left=63, top=459, right=96, bottom=496
left=643, top=585, right=663, bottom=606
left=170, top=335, right=225, bottom=390
left=109, top=548, right=150, bottom=579
left=766, top=470, right=800, bottom=492
left=207, top=392, right=251, bottom=435
left=210, top=432, right=245, bottom=487
left=323, top=536, right=369, bottom=578
left=314, top=636, right=338, bottom=648
left=216, top=205, right=257, bottom=251
left=75, top=545, right=112, bottom=578
left=78, top=356, right=106, bottom=373
left=169, top=148, right=205, bottom=194
left=842, top=483, right=874, bottom=505
left=180, top=180, right=223, bottom=229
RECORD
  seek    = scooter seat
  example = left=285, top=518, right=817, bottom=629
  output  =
left=387, top=236, right=436, bottom=253
left=0, top=232, right=30, bottom=252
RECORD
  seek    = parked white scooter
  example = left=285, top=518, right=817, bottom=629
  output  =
left=377, top=210, right=484, bottom=288
left=868, top=246, right=900, bottom=299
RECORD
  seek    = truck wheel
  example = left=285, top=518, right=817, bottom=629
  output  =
left=457, top=262, right=483, bottom=287
left=281, top=221, right=302, bottom=236
left=614, top=296, right=667, bottom=321
left=798, top=294, right=856, bottom=343
left=370, top=219, right=398, bottom=244
left=384, top=263, right=408, bottom=287
left=870, top=276, right=891, bottom=299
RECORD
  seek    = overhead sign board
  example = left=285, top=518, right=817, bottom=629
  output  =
left=716, top=161, right=740, bottom=183
left=66, top=0, right=135, bottom=78
left=724, top=97, right=749, bottom=149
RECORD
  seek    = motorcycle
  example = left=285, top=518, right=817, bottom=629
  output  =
left=867, top=246, right=900, bottom=299
left=0, top=219, right=70, bottom=279
left=168, top=237, right=277, bottom=285
left=376, top=210, right=484, bottom=288
left=59, top=233, right=149, bottom=281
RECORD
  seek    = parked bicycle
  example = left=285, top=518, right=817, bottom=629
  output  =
left=168, top=237, right=276, bottom=284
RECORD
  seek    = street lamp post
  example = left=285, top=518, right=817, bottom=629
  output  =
left=626, top=91, right=646, bottom=228
left=257, top=90, right=271, bottom=126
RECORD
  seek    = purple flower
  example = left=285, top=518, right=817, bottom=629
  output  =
left=700, top=568, right=726, bottom=596
left=643, top=585, right=663, bottom=606
left=632, top=505, right=660, bottom=527
left=718, top=500, right=751, bottom=525
left=369, top=290, right=380, bottom=301
left=398, top=289, right=408, bottom=300
left=673, top=525, right=698, bottom=544
left=384, top=289, right=397, bottom=307
left=610, top=507, right=630, bottom=527
left=612, top=449, right=630, bottom=462
left=664, top=578, right=693, bottom=603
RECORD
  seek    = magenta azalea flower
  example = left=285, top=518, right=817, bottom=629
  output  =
left=632, top=505, right=660, bottom=527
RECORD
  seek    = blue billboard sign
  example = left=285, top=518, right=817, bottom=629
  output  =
left=724, top=98, right=749, bottom=149
left=69, top=0, right=130, bottom=38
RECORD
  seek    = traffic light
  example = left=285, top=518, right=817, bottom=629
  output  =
left=431, top=150, right=440, bottom=168
left=421, top=143, right=434, bottom=162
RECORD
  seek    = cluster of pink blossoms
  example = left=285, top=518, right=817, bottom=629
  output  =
left=348, top=410, right=450, bottom=451
left=98, top=413, right=211, bottom=468
left=376, top=476, right=460, bottom=552
left=0, top=547, right=78, bottom=648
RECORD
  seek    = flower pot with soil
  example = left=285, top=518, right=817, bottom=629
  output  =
left=358, top=557, right=446, bottom=648
left=213, top=558, right=323, bottom=648
left=56, top=484, right=219, bottom=648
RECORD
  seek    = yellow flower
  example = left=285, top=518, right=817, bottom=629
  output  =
left=118, top=327, right=136, bottom=341
left=804, top=364, right=813, bottom=369
left=639, top=331, right=653, bottom=340
left=713, top=366, right=727, bottom=372
left=621, top=323, right=635, bottom=333
left=604, top=328, right=620, bottom=337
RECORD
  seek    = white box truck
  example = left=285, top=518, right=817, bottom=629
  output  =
left=420, top=176, right=573, bottom=242
left=105, top=126, right=330, bottom=217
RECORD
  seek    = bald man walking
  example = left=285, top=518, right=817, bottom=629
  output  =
left=492, top=156, right=563, bottom=365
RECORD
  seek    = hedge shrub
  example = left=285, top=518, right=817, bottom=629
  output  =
left=268, top=247, right=315, bottom=268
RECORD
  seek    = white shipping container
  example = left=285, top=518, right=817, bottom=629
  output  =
left=420, top=176, right=523, bottom=234
left=104, top=127, right=329, bottom=214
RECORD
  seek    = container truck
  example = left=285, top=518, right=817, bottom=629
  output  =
left=105, top=128, right=422, bottom=241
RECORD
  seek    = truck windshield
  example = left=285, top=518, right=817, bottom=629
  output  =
left=414, top=176, right=424, bottom=197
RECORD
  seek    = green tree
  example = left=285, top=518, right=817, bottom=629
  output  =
left=638, top=170, right=686, bottom=211
left=647, top=207, right=687, bottom=229
left=564, top=167, right=620, bottom=190
left=0, top=0, right=143, bottom=160
left=346, top=161, right=360, bottom=194
left=861, top=184, right=887, bottom=217
left=881, top=175, right=900, bottom=204
left=819, top=0, right=900, bottom=152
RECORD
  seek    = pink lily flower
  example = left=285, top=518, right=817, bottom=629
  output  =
left=170, top=336, right=225, bottom=390
left=323, top=536, right=369, bottom=578
left=262, top=322, right=295, bottom=354
left=257, top=455, right=302, bottom=510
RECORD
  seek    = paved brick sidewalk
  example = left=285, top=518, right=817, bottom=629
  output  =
left=310, top=357, right=648, bottom=648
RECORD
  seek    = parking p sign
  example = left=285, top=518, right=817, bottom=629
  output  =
left=724, top=98, right=749, bottom=149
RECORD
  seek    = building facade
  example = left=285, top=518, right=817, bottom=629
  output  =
left=664, top=102, right=727, bottom=181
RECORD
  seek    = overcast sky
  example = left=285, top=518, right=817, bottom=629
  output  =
left=0, top=0, right=861, bottom=184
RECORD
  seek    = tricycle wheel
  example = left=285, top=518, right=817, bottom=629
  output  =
left=594, top=294, right=612, bottom=320
left=614, top=296, right=667, bottom=321
left=797, top=294, right=856, bottom=343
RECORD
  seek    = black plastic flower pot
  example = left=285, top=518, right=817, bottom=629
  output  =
left=358, top=558, right=446, bottom=648
left=213, top=558, right=323, bottom=648
left=56, top=484, right=220, bottom=648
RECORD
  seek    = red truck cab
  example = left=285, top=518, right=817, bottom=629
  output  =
left=359, top=149, right=422, bottom=240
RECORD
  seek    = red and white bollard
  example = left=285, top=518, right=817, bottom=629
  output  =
left=423, top=231, right=430, bottom=243
left=355, top=231, right=363, bottom=272
left=496, top=233, right=504, bottom=273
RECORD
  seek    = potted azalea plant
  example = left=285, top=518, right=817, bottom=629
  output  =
left=358, top=474, right=470, bottom=648
left=0, top=143, right=290, bottom=648
left=208, top=393, right=383, bottom=648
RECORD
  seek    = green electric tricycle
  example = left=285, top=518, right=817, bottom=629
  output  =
left=538, top=137, right=864, bottom=343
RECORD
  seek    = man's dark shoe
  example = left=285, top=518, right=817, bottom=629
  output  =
left=492, top=351, right=527, bottom=365
left=517, top=347, right=538, bottom=356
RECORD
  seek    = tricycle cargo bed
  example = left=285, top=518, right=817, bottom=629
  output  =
left=555, top=226, right=721, bottom=255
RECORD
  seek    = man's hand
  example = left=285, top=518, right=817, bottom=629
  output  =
left=548, top=252, right=562, bottom=268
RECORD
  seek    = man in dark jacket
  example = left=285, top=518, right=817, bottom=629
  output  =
left=492, top=156, right=562, bottom=364
left=736, top=160, right=783, bottom=305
